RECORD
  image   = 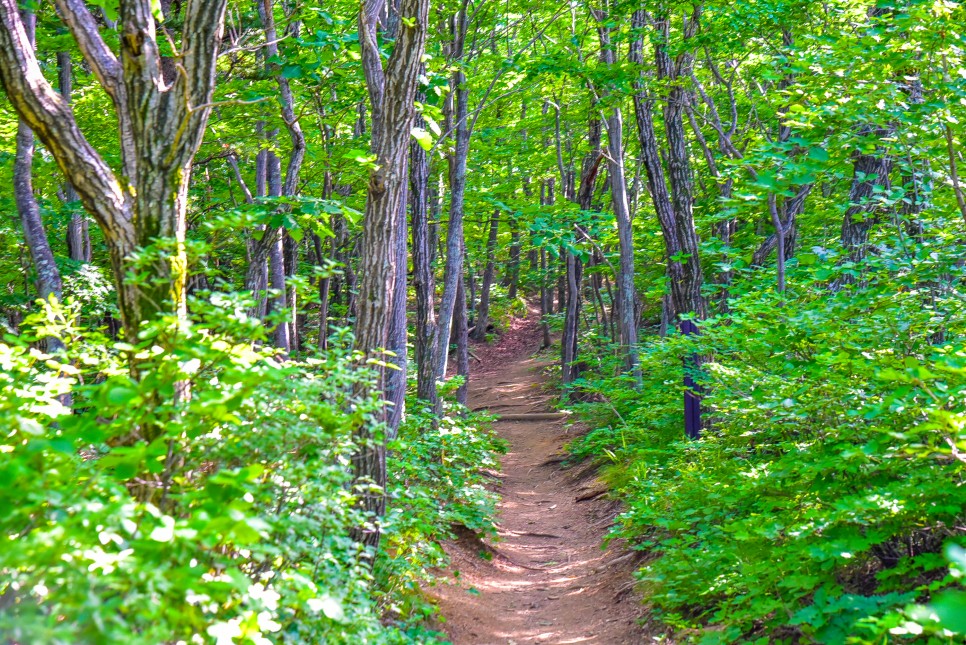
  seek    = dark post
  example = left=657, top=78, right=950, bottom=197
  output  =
left=681, top=320, right=702, bottom=439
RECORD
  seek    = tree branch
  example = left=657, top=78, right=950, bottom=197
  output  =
left=53, top=0, right=122, bottom=100
left=0, top=0, right=129, bottom=241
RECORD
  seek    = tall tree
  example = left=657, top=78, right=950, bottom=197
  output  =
left=593, top=5, right=639, bottom=378
left=56, top=50, right=90, bottom=264
left=653, top=5, right=707, bottom=321
left=351, top=0, right=429, bottom=551
left=13, top=7, right=63, bottom=330
left=0, top=0, right=230, bottom=342
left=436, top=2, right=470, bottom=379
left=411, top=77, right=439, bottom=411
left=471, top=208, right=500, bottom=341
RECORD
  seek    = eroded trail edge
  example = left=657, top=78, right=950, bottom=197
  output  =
left=431, top=320, right=646, bottom=644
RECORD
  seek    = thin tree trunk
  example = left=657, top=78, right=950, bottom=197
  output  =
left=57, top=50, right=90, bottom=264
left=411, top=81, right=439, bottom=411
left=562, top=252, right=583, bottom=386
left=14, top=8, right=63, bottom=353
left=556, top=254, right=566, bottom=314
left=768, top=194, right=786, bottom=293
left=507, top=223, right=521, bottom=300
left=246, top=0, right=307, bottom=301
left=540, top=247, right=552, bottom=349
left=351, top=0, right=428, bottom=552
left=595, top=11, right=640, bottom=380
left=562, top=111, right=602, bottom=389
left=455, top=272, right=470, bottom=407
left=386, top=179, right=409, bottom=438
left=436, top=5, right=470, bottom=379
left=313, top=233, right=330, bottom=349
left=266, top=148, right=291, bottom=353
left=472, top=208, right=500, bottom=341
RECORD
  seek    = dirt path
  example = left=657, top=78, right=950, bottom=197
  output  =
left=431, top=316, right=645, bottom=644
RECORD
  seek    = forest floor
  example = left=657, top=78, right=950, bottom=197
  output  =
left=429, top=311, right=648, bottom=644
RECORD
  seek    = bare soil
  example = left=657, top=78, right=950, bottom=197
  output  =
left=429, top=313, right=647, bottom=644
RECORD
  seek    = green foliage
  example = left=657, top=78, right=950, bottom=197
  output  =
left=0, top=301, right=502, bottom=644
left=378, top=401, right=506, bottom=622
left=569, top=249, right=966, bottom=643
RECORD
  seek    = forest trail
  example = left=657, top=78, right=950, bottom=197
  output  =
left=431, top=314, right=646, bottom=644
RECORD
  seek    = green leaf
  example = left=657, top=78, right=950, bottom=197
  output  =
left=411, top=127, right=433, bottom=151
left=931, top=591, right=966, bottom=632
left=107, top=385, right=139, bottom=406
left=808, top=147, right=830, bottom=162
left=307, top=595, right=346, bottom=622
left=151, top=0, right=164, bottom=22
left=281, top=65, right=303, bottom=79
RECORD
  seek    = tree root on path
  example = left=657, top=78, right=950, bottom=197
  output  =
left=575, top=488, right=608, bottom=503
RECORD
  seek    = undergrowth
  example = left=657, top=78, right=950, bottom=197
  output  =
left=0, top=298, right=504, bottom=644
left=566, top=251, right=966, bottom=644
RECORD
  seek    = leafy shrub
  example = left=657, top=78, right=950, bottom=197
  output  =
left=378, top=401, right=506, bottom=624
left=569, top=251, right=966, bottom=644
left=0, top=298, right=502, bottom=644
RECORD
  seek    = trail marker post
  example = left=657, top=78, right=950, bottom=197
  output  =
left=681, top=320, right=702, bottom=439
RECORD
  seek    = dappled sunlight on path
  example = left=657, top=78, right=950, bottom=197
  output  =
left=429, top=315, right=648, bottom=644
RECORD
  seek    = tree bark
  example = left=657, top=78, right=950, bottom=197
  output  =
left=472, top=209, right=500, bottom=341
left=436, top=5, right=470, bottom=378
left=411, top=84, right=439, bottom=412
left=454, top=271, right=470, bottom=408
left=268, top=155, right=291, bottom=353
left=631, top=11, right=682, bottom=325
left=562, top=114, right=602, bottom=388
left=351, top=0, right=429, bottom=552
left=57, top=50, right=90, bottom=264
left=386, top=179, right=409, bottom=438
left=246, top=0, right=307, bottom=313
left=654, top=7, right=707, bottom=321
left=0, top=0, right=230, bottom=342
left=836, top=133, right=893, bottom=273
left=14, top=9, right=64, bottom=353
left=594, top=9, right=640, bottom=379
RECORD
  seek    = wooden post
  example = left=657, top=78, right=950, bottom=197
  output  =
left=681, top=320, right=702, bottom=439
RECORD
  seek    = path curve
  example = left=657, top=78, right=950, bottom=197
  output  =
left=431, top=317, right=646, bottom=644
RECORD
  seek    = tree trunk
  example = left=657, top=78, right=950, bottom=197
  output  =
left=411, top=85, right=439, bottom=411
left=834, top=134, right=893, bottom=283
left=654, top=8, right=707, bottom=321
left=247, top=0, right=307, bottom=316
left=595, top=11, right=640, bottom=379
left=313, top=233, right=331, bottom=349
left=266, top=148, right=291, bottom=353
left=540, top=247, right=551, bottom=348
left=436, top=7, right=470, bottom=379
left=57, top=50, right=90, bottom=264
left=631, top=11, right=681, bottom=324
left=472, top=209, right=500, bottom=341
left=561, top=252, right=583, bottom=386
left=0, top=0, right=230, bottom=343
left=14, top=9, right=64, bottom=353
left=507, top=223, right=521, bottom=300
left=454, top=272, right=470, bottom=407
left=562, top=111, right=602, bottom=389
left=386, top=182, right=409, bottom=438
left=769, top=194, right=786, bottom=294
left=351, top=0, right=428, bottom=552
